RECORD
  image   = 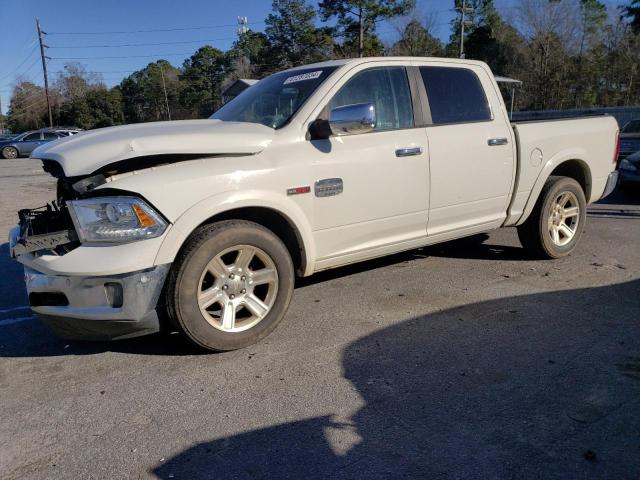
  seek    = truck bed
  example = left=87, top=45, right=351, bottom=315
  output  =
left=506, top=115, right=619, bottom=226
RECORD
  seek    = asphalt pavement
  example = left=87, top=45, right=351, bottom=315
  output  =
left=1, top=158, right=639, bottom=479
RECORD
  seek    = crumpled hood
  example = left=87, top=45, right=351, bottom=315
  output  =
left=31, top=119, right=275, bottom=176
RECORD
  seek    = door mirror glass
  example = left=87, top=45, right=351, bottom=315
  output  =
left=329, top=103, right=376, bottom=136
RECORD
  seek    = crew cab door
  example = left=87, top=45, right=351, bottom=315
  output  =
left=416, top=63, right=515, bottom=236
left=302, top=64, right=429, bottom=265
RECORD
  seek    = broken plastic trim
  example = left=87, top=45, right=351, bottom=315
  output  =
left=72, top=174, right=107, bottom=194
left=14, top=203, right=79, bottom=256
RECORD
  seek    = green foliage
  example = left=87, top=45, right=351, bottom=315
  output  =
left=624, top=0, right=640, bottom=33
left=7, top=82, right=48, bottom=132
left=57, top=88, right=124, bottom=129
left=463, top=1, right=524, bottom=74
left=119, top=59, right=185, bottom=123
left=392, top=20, right=444, bottom=56
left=180, top=47, right=229, bottom=117
left=264, top=0, right=334, bottom=70
left=319, top=0, right=415, bottom=56
left=227, top=31, right=271, bottom=79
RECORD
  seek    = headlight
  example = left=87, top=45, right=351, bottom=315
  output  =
left=68, top=197, right=168, bottom=243
left=619, top=158, right=638, bottom=172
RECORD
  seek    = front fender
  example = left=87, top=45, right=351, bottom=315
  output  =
left=154, top=189, right=316, bottom=276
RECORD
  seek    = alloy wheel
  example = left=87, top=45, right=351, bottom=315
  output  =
left=197, top=245, right=278, bottom=332
left=548, top=191, right=580, bottom=247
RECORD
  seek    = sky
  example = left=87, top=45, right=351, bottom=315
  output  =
left=0, top=0, right=625, bottom=116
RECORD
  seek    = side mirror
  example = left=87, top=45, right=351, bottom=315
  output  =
left=329, top=103, right=376, bottom=136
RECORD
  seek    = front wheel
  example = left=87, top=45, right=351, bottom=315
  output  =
left=1, top=146, right=18, bottom=159
left=164, top=220, right=294, bottom=351
left=517, top=176, right=586, bottom=259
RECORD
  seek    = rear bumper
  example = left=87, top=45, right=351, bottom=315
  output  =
left=600, top=170, right=619, bottom=199
left=24, top=264, right=170, bottom=340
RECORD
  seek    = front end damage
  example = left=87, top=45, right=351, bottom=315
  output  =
left=10, top=202, right=79, bottom=257
left=9, top=159, right=171, bottom=340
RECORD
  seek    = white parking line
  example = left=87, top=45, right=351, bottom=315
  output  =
left=0, top=316, right=36, bottom=326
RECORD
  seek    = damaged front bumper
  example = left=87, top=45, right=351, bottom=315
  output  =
left=22, top=263, right=170, bottom=340
left=9, top=208, right=173, bottom=340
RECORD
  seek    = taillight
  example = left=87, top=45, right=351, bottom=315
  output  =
left=613, top=131, right=620, bottom=166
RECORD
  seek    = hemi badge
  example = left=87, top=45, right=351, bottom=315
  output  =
left=286, top=185, right=311, bottom=196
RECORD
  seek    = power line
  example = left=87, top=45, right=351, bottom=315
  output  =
left=0, top=44, right=39, bottom=82
left=48, top=37, right=239, bottom=49
left=10, top=97, right=48, bottom=116
left=50, top=52, right=200, bottom=60
left=47, top=22, right=263, bottom=36
left=50, top=69, right=136, bottom=74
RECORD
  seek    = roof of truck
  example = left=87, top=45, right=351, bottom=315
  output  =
left=286, top=56, right=490, bottom=72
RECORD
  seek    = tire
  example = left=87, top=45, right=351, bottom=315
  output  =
left=517, top=176, right=586, bottom=259
left=1, top=146, right=18, bottom=159
left=164, top=220, right=294, bottom=351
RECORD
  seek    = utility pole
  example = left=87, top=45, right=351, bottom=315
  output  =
left=236, top=16, right=250, bottom=77
left=36, top=18, right=53, bottom=128
left=358, top=4, right=364, bottom=58
left=159, top=64, right=171, bottom=121
left=457, top=0, right=473, bottom=59
left=237, top=16, right=248, bottom=36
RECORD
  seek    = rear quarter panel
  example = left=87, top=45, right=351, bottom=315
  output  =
left=506, top=116, right=618, bottom=226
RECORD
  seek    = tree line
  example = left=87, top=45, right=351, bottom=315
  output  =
left=5, top=0, right=640, bottom=133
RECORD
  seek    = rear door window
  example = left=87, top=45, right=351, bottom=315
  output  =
left=419, top=66, right=491, bottom=124
left=327, top=67, right=413, bottom=131
left=22, top=133, right=42, bottom=141
left=43, top=132, right=59, bottom=140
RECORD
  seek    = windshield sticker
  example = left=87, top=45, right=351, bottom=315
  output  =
left=283, top=70, right=323, bottom=85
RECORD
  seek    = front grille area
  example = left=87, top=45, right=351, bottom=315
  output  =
left=19, top=203, right=74, bottom=236
left=16, top=203, right=79, bottom=255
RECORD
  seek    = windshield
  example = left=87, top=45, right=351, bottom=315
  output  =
left=211, top=67, right=338, bottom=129
left=622, top=120, right=640, bottom=134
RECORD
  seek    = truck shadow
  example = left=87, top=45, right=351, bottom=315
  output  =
left=0, top=243, right=29, bottom=312
left=1, top=234, right=533, bottom=358
left=0, top=232, right=625, bottom=359
left=151, top=279, right=640, bottom=479
left=296, top=233, right=533, bottom=288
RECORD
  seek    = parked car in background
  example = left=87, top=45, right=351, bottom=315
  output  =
left=54, top=128, right=83, bottom=137
left=619, top=149, right=640, bottom=193
left=0, top=133, right=16, bottom=141
left=618, top=119, right=640, bottom=160
left=0, top=129, right=66, bottom=159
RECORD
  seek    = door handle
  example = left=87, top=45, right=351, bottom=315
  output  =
left=395, top=147, right=423, bottom=157
left=488, top=137, right=508, bottom=146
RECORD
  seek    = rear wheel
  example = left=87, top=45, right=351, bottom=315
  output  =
left=1, top=146, right=18, bottom=159
left=517, top=176, right=586, bottom=259
left=164, top=220, right=294, bottom=351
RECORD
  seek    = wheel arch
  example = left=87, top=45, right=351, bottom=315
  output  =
left=516, top=157, right=592, bottom=226
left=154, top=191, right=316, bottom=277
left=548, top=159, right=592, bottom=200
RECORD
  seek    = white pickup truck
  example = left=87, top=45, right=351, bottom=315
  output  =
left=10, top=57, right=619, bottom=351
